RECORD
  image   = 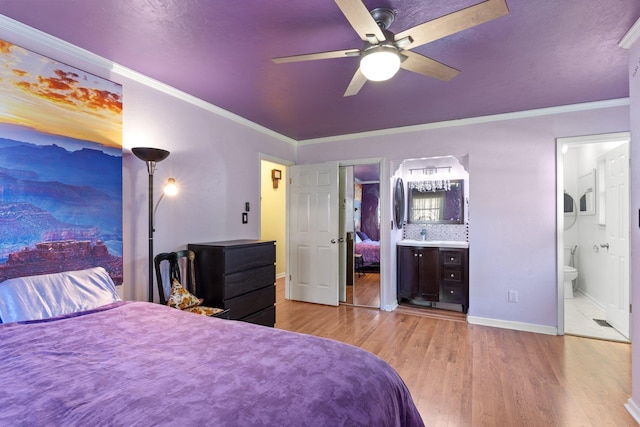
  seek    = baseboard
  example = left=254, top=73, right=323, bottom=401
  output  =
left=577, top=289, right=607, bottom=311
left=276, top=272, right=286, bottom=280
left=467, top=316, right=558, bottom=335
left=625, top=398, right=640, bottom=423
left=382, top=301, right=398, bottom=312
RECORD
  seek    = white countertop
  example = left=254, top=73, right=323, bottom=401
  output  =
left=397, top=239, right=469, bottom=249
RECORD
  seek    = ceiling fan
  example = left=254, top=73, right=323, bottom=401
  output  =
left=273, top=0, right=509, bottom=96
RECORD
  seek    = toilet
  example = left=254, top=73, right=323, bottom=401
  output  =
left=564, top=266, right=578, bottom=298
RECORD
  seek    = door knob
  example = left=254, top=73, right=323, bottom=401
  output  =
left=331, top=239, right=336, bottom=244
left=600, top=243, right=609, bottom=249
left=338, top=237, right=344, bottom=243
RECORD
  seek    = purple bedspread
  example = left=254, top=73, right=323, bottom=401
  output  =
left=0, top=301, right=423, bottom=426
left=356, top=240, right=380, bottom=266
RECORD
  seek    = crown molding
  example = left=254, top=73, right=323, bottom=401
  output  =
left=0, top=15, right=297, bottom=147
left=619, top=17, right=640, bottom=49
left=297, top=98, right=630, bottom=145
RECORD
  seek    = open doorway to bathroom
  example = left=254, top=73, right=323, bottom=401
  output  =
left=556, top=132, right=630, bottom=342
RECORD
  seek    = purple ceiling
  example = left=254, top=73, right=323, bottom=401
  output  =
left=0, top=1, right=637, bottom=140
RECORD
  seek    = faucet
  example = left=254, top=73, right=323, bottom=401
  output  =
left=420, top=228, right=427, bottom=241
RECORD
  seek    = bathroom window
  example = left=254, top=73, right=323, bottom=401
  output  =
left=410, top=193, right=444, bottom=222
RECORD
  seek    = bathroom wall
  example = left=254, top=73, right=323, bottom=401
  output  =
left=562, top=148, right=579, bottom=253
left=564, top=142, right=626, bottom=307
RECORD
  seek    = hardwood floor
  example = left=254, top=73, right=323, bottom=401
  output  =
left=347, top=271, right=380, bottom=307
left=274, top=279, right=635, bottom=426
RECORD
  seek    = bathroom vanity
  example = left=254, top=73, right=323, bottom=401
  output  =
left=397, top=240, right=469, bottom=313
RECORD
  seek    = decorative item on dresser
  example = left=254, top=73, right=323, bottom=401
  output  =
left=188, top=240, right=276, bottom=327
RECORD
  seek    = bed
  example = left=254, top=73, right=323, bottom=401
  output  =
left=355, top=231, right=380, bottom=268
left=0, top=267, right=423, bottom=426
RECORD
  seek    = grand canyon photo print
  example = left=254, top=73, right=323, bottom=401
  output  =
left=0, top=39, right=123, bottom=284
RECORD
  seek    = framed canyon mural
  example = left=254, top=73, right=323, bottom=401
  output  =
left=0, top=39, right=123, bottom=285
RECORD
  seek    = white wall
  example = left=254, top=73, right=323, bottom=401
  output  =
left=297, top=106, right=630, bottom=329
left=563, top=148, right=579, bottom=253
left=122, top=79, right=296, bottom=301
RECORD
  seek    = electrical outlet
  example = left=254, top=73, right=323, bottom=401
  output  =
left=242, top=212, right=248, bottom=224
left=508, top=290, right=518, bottom=303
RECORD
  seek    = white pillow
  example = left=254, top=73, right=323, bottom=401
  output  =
left=0, top=267, right=121, bottom=323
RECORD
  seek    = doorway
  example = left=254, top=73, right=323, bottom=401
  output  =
left=556, top=133, right=630, bottom=342
left=287, top=159, right=383, bottom=308
left=340, top=163, right=381, bottom=308
left=260, top=157, right=289, bottom=281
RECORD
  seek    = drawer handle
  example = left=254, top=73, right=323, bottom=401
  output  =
left=450, top=290, right=454, bottom=294
left=450, top=257, right=455, bottom=261
left=450, top=273, right=455, bottom=278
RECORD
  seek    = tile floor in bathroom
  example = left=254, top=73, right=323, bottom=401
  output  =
left=564, top=292, right=630, bottom=343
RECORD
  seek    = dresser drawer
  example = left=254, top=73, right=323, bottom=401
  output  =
left=243, top=305, right=276, bottom=327
left=442, top=268, right=462, bottom=282
left=224, top=244, right=275, bottom=274
left=440, top=284, right=464, bottom=304
left=224, top=264, right=275, bottom=299
left=225, top=285, right=275, bottom=320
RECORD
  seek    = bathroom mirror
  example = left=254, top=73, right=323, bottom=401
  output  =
left=393, top=178, right=405, bottom=229
left=407, top=180, right=464, bottom=224
left=578, top=169, right=595, bottom=216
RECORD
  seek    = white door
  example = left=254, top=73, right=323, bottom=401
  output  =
left=604, top=142, right=630, bottom=338
left=289, top=162, right=340, bottom=306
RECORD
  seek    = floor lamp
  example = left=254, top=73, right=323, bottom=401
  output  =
left=132, top=147, right=170, bottom=302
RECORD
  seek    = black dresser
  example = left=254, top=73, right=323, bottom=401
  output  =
left=188, top=240, right=276, bottom=327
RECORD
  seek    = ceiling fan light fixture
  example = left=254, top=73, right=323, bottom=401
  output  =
left=360, top=45, right=400, bottom=82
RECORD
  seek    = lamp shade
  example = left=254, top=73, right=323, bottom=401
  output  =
left=360, top=45, right=401, bottom=82
left=132, top=147, right=170, bottom=162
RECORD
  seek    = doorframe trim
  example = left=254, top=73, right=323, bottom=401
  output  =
left=555, top=132, right=630, bottom=336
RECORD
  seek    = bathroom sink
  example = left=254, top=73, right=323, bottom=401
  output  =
left=398, top=240, right=469, bottom=249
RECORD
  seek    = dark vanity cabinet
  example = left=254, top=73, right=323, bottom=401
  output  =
left=397, top=246, right=439, bottom=302
left=438, top=249, right=469, bottom=313
left=397, top=244, right=469, bottom=313
left=188, top=240, right=276, bottom=327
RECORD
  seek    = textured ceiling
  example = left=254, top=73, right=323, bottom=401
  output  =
left=0, top=0, right=638, bottom=141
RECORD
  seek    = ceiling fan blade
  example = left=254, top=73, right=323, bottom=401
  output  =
left=273, top=48, right=360, bottom=64
left=395, top=0, right=509, bottom=50
left=400, top=51, right=460, bottom=81
left=344, top=68, right=367, bottom=97
left=335, top=0, right=386, bottom=43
